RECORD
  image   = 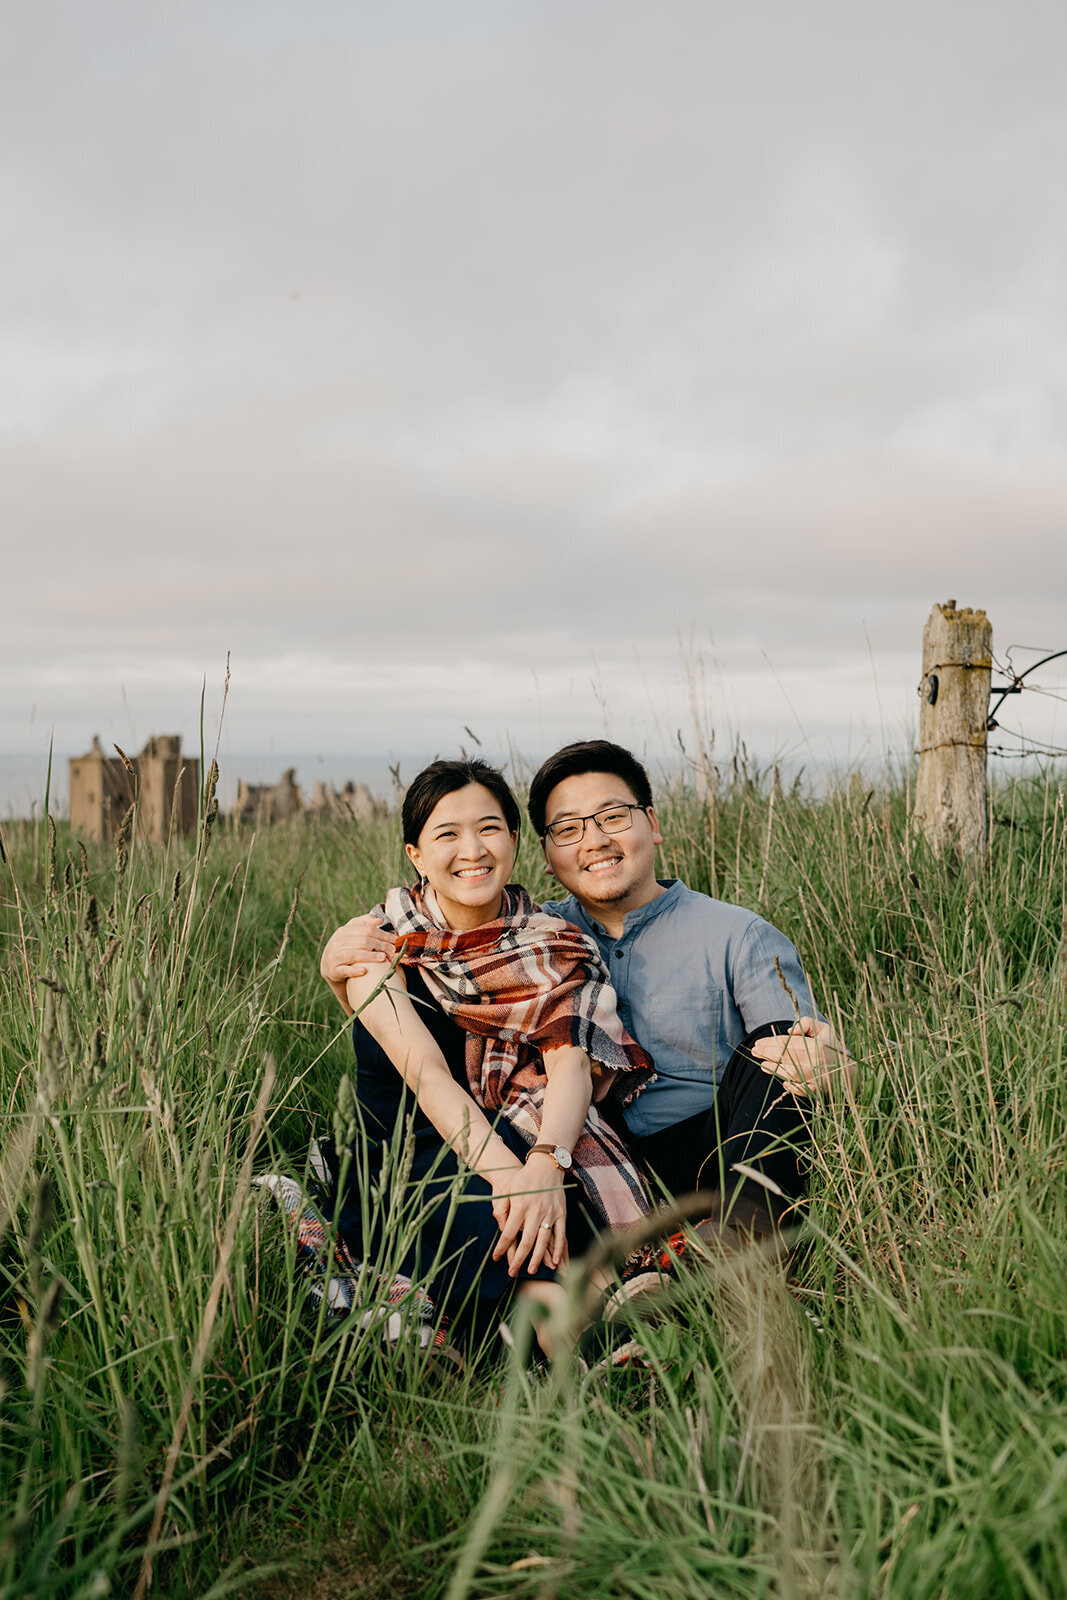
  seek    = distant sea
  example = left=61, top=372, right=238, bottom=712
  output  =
left=7, top=738, right=1002, bottom=824
left=0, top=751, right=67, bottom=820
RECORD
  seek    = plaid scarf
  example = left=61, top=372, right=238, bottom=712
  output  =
left=373, top=883, right=655, bottom=1228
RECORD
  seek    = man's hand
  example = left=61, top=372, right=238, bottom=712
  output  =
left=750, top=1017, right=855, bottom=1096
left=320, top=914, right=398, bottom=1012
left=321, top=914, right=396, bottom=980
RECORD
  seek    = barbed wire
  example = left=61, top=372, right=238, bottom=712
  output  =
left=989, top=735, right=1067, bottom=761
left=986, top=643, right=1067, bottom=762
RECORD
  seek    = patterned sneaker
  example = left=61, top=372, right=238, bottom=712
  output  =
left=598, top=1338, right=653, bottom=1372
left=578, top=1326, right=655, bottom=1376
left=602, top=1229, right=689, bottom=1320
left=256, top=1175, right=457, bottom=1359
left=359, top=1273, right=451, bottom=1353
left=254, top=1174, right=363, bottom=1316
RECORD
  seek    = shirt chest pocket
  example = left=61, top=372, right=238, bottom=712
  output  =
left=641, top=981, right=725, bottom=1080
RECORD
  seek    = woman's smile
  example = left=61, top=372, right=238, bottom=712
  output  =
left=405, top=782, right=518, bottom=929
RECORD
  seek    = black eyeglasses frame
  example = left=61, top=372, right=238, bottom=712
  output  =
left=542, top=803, right=648, bottom=847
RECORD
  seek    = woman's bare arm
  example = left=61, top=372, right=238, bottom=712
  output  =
left=345, top=966, right=514, bottom=1174
left=492, top=1044, right=593, bottom=1276
left=538, top=1045, right=594, bottom=1153
left=346, top=967, right=572, bottom=1275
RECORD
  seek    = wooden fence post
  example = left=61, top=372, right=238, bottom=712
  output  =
left=913, top=600, right=993, bottom=862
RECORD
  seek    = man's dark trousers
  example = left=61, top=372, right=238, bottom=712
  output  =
left=632, top=1026, right=814, bottom=1233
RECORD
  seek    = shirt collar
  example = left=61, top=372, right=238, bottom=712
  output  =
left=567, top=879, right=682, bottom=940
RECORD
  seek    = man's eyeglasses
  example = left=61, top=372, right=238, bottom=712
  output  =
left=543, top=804, right=647, bottom=846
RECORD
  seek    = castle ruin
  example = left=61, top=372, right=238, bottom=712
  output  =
left=234, top=770, right=388, bottom=825
left=69, top=736, right=200, bottom=844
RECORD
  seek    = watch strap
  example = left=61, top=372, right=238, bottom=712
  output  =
left=527, top=1142, right=570, bottom=1170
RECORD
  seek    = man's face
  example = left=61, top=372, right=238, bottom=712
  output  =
left=540, top=770, right=662, bottom=917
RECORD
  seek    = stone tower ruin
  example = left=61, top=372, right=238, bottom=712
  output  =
left=69, top=736, right=200, bottom=844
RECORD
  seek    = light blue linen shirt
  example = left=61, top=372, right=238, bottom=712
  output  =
left=540, top=879, right=823, bottom=1137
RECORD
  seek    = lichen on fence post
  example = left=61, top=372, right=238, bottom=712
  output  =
left=913, top=600, right=993, bottom=863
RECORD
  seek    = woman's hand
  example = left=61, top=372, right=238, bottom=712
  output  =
left=490, top=1155, right=568, bottom=1277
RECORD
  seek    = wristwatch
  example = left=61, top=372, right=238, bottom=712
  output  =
left=526, top=1143, right=573, bottom=1172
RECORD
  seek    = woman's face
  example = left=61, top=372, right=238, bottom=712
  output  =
left=405, top=782, right=517, bottom=930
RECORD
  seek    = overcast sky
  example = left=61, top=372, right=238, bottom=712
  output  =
left=3, top=0, right=1065, bottom=811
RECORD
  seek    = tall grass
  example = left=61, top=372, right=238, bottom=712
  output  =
left=1, top=757, right=1066, bottom=1598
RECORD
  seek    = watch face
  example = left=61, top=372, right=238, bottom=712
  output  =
left=554, top=1146, right=573, bottom=1171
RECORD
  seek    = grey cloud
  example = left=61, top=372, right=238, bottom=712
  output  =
left=3, top=1, right=1066, bottom=804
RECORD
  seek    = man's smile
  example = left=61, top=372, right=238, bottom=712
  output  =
left=582, top=855, right=622, bottom=874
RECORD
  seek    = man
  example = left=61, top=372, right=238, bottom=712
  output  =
left=321, top=739, right=851, bottom=1237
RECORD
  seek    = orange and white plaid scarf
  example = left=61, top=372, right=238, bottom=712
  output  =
left=374, top=883, right=655, bottom=1228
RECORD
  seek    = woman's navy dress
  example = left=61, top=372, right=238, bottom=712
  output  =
left=320, top=966, right=597, bottom=1344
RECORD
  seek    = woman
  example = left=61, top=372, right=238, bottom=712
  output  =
left=321, top=756, right=654, bottom=1352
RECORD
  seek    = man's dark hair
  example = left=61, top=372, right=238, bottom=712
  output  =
left=527, top=740, right=654, bottom=837
left=402, top=757, right=521, bottom=848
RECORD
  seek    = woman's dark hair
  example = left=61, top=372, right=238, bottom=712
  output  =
left=527, top=740, right=654, bottom=837
left=402, top=758, right=522, bottom=847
